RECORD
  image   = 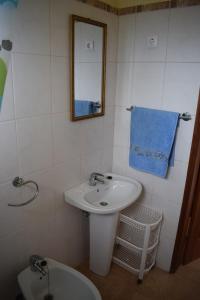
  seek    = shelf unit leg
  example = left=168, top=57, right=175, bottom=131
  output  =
left=137, top=279, right=143, bottom=284
left=138, top=225, right=151, bottom=281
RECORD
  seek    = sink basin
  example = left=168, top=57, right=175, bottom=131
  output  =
left=64, top=173, right=142, bottom=276
left=65, top=173, right=142, bottom=215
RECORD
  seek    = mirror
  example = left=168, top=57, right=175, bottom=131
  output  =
left=70, top=15, right=107, bottom=121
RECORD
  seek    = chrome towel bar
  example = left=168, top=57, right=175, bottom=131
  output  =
left=8, top=177, right=39, bottom=207
left=126, top=106, right=192, bottom=121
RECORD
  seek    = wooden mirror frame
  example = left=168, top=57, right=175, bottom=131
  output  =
left=70, top=15, right=107, bottom=121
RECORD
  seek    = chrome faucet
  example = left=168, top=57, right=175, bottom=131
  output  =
left=89, top=172, right=105, bottom=186
left=30, top=255, right=47, bottom=276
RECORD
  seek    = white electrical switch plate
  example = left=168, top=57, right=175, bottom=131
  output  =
left=85, top=40, right=95, bottom=50
left=147, top=35, right=158, bottom=48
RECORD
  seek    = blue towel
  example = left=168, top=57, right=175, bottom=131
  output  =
left=0, top=0, right=18, bottom=7
left=75, top=100, right=92, bottom=117
left=129, top=107, right=179, bottom=178
left=75, top=100, right=99, bottom=117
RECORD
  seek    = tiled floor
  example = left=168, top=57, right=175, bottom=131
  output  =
left=77, top=259, right=200, bottom=300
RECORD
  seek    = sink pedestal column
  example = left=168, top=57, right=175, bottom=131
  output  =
left=89, top=213, right=119, bottom=276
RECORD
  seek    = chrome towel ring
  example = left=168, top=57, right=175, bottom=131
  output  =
left=8, top=177, right=39, bottom=207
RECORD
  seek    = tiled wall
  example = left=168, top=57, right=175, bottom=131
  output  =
left=0, top=0, right=118, bottom=298
left=113, top=6, right=200, bottom=271
left=0, top=0, right=199, bottom=296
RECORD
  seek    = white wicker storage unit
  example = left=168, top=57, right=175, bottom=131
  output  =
left=113, top=203, right=162, bottom=283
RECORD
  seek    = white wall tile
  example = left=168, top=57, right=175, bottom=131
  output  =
left=51, top=56, right=69, bottom=113
left=51, top=24, right=69, bottom=57
left=114, top=107, right=130, bottom=147
left=13, top=53, right=51, bottom=118
left=50, top=0, right=90, bottom=27
left=107, top=18, right=119, bottom=63
left=174, top=118, right=195, bottom=163
left=135, top=10, right=169, bottom=62
left=115, top=63, right=134, bottom=107
left=104, top=105, right=115, bottom=126
left=0, top=5, right=13, bottom=38
left=13, top=20, right=50, bottom=55
left=80, top=117, right=104, bottom=157
left=52, top=161, right=81, bottom=195
left=51, top=0, right=73, bottom=26
left=0, top=230, right=29, bottom=282
left=52, top=113, right=81, bottom=165
left=53, top=201, right=88, bottom=266
left=163, top=63, right=200, bottom=115
left=0, top=121, right=18, bottom=183
left=103, top=106, right=115, bottom=147
left=12, top=0, right=50, bottom=55
left=81, top=149, right=104, bottom=181
left=15, top=0, right=50, bottom=23
left=55, top=202, right=82, bottom=237
left=0, top=181, right=24, bottom=238
left=167, top=6, right=200, bottom=62
left=151, top=161, right=188, bottom=207
left=106, top=63, right=117, bottom=107
left=151, top=194, right=181, bottom=239
left=16, top=116, right=52, bottom=175
left=112, top=146, right=127, bottom=175
left=132, top=62, right=165, bottom=109
left=156, top=234, right=176, bottom=271
left=118, top=15, right=135, bottom=62
left=101, top=144, right=113, bottom=173
left=21, top=169, right=56, bottom=231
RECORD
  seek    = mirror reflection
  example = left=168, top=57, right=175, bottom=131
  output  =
left=71, top=15, right=107, bottom=121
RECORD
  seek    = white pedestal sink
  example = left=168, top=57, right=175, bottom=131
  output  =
left=64, top=173, right=142, bottom=276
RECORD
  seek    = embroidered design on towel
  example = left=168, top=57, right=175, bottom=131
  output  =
left=132, top=145, right=168, bottom=162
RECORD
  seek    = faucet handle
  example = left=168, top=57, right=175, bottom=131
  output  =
left=30, top=255, right=47, bottom=275
left=89, top=172, right=105, bottom=186
left=30, top=254, right=43, bottom=262
left=92, top=172, right=104, bottom=178
left=30, top=254, right=43, bottom=269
